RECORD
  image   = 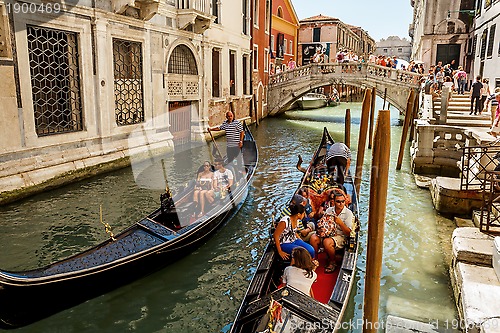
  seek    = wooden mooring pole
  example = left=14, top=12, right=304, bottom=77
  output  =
left=396, top=90, right=416, bottom=170
left=345, top=109, right=351, bottom=148
left=382, top=88, right=387, bottom=109
left=355, top=89, right=372, bottom=195
left=362, top=109, right=391, bottom=333
left=368, top=87, right=376, bottom=149
left=408, top=91, right=419, bottom=142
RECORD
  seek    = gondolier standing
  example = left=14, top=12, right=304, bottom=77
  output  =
left=326, top=142, right=351, bottom=185
left=208, top=111, right=245, bottom=174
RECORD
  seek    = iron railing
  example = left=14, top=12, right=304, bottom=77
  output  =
left=480, top=171, right=500, bottom=234
left=460, top=144, right=500, bottom=191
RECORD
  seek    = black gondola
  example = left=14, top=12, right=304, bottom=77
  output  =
left=0, top=122, right=258, bottom=329
left=230, top=127, right=359, bottom=333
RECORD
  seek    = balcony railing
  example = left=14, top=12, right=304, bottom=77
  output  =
left=175, top=0, right=213, bottom=33
left=176, top=0, right=210, bottom=12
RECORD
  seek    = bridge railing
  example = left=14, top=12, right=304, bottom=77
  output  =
left=269, top=62, right=422, bottom=88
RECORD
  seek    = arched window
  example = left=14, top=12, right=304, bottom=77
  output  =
left=277, top=6, right=283, bottom=18
left=168, top=45, right=198, bottom=75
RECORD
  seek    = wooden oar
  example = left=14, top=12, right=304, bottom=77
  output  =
left=207, top=128, right=223, bottom=160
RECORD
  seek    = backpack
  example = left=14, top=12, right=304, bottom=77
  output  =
left=458, top=71, right=466, bottom=79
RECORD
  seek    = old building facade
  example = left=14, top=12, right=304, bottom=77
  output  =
left=251, top=0, right=271, bottom=120
left=376, top=36, right=412, bottom=61
left=270, top=0, right=299, bottom=72
left=297, top=14, right=375, bottom=65
left=0, top=0, right=251, bottom=203
left=411, top=0, right=500, bottom=89
left=410, top=0, right=473, bottom=70
left=470, top=0, right=500, bottom=88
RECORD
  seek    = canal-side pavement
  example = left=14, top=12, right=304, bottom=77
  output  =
left=410, top=91, right=500, bottom=333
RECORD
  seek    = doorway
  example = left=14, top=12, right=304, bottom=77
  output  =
left=168, top=101, right=192, bottom=145
left=436, top=44, right=461, bottom=66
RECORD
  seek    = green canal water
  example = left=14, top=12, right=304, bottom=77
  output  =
left=0, top=99, right=457, bottom=332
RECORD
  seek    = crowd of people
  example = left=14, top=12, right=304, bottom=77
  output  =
left=269, top=48, right=428, bottom=76
left=423, top=60, right=500, bottom=137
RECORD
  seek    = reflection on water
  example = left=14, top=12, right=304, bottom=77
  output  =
left=0, top=100, right=456, bottom=332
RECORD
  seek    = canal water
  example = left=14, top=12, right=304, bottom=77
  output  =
left=0, top=99, right=457, bottom=332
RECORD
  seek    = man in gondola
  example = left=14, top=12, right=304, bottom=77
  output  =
left=208, top=111, right=245, bottom=176
left=325, top=142, right=351, bottom=185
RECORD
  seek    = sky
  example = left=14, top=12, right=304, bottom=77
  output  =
left=291, top=0, right=413, bottom=42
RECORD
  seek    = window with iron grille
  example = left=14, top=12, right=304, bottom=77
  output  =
left=487, top=24, right=496, bottom=57
left=27, top=25, right=83, bottom=136
left=168, top=45, right=198, bottom=75
left=113, top=38, right=144, bottom=126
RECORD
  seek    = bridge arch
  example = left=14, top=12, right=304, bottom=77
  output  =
left=268, top=63, right=422, bottom=116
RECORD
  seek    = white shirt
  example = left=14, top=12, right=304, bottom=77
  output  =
left=282, top=266, right=317, bottom=295
left=213, top=169, right=233, bottom=189
left=324, top=206, right=354, bottom=237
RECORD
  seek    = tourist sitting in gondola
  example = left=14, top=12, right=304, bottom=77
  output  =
left=309, top=192, right=354, bottom=273
left=280, top=193, right=306, bottom=217
left=282, top=247, right=317, bottom=297
left=193, top=161, right=215, bottom=217
left=197, top=158, right=234, bottom=217
left=273, top=204, right=315, bottom=260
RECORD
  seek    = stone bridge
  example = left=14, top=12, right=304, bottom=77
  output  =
left=268, top=63, right=423, bottom=116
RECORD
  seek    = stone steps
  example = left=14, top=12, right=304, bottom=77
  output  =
left=450, top=227, right=500, bottom=333
left=473, top=209, right=500, bottom=234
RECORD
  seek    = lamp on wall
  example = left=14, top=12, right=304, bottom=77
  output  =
left=447, top=9, right=476, bottom=19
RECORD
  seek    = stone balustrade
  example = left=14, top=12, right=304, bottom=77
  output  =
left=411, top=120, right=467, bottom=176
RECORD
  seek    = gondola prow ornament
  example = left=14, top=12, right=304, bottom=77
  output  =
left=99, top=205, right=116, bottom=241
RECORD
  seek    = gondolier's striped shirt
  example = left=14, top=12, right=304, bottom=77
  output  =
left=220, top=120, right=244, bottom=147
left=326, top=142, right=351, bottom=161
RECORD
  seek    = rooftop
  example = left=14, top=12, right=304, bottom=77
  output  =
left=300, top=14, right=338, bottom=22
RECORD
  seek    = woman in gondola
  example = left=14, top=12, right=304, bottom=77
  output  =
left=193, top=161, right=214, bottom=216
left=273, top=204, right=315, bottom=260
left=282, top=246, right=317, bottom=297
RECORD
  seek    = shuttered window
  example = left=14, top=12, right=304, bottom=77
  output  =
left=487, top=24, right=496, bottom=58
left=480, top=29, right=488, bottom=60
left=472, top=35, right=477, bottom=57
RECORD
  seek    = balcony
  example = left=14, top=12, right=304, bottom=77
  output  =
left=176, top=0, right=214, bottom=34
left=112, top=0, right=160, bottom=20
